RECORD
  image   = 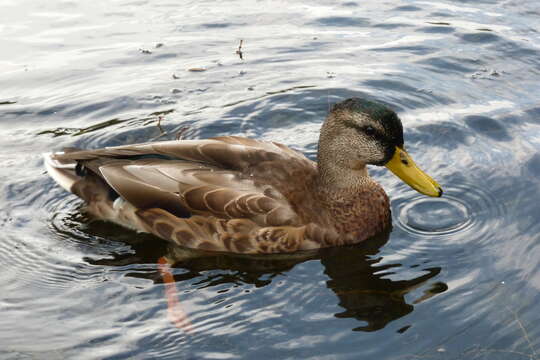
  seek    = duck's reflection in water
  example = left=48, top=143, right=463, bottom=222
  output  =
left=320, top=232, right=444, bottom=331
left=85, top=225, right=445, bottom=333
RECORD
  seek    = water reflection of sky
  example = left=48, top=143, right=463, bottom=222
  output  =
left=1, top=0, right=540, bottom=358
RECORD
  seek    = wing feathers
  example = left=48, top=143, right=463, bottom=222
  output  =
left=83, top=157, right=302, bottom=227
left=52, top=137, right=307, bottom=172
left=99, top=165, right=189, bottom=217
left=49, top=136, right=313, bottom=247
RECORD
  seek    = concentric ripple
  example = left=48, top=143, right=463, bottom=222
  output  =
left=400, top=195, right=471, bottom=235
left=391, top=182, right=508, bottom=243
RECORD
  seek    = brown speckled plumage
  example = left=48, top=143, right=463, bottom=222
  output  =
left=43, top=98, right=419, bottom=254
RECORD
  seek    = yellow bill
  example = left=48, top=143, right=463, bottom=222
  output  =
left=385, top=147, right=443, bottom=197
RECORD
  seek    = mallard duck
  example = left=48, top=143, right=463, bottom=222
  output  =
left=44, top=98, right=442, bottom=254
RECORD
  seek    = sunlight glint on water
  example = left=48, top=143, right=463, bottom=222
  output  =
left=1, top=0, right=540, bottom=359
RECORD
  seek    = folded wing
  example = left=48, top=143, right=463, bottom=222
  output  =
left=52, top=136, right=313, bottom=228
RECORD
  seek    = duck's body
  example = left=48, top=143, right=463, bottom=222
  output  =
left=44, top=98, right=441, bottom=254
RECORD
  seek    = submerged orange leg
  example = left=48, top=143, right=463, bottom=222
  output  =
left=158, top=257, right=194, bottom=333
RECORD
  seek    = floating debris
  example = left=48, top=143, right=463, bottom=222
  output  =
left=418, top=88, right=433, bottom=94
left=247, top=86, right=255, bottom=91
left=188, top=68, right=206, bottom=72
left=156, top=115, right=165, bottom=134
left=0, top=100, right=16, bottom=105
left=326, top=71, right=336, bottom=79
left=155, top=43, right=164, bottom=48
left=171, top=88, right=182, bottom=94
left=471, top=68, right=502, bottom=79
left=236, top=39, right=244, bottom=60
left=172, top=73, right=180, bottom=79
left=139, top=48, right=152, bottom=54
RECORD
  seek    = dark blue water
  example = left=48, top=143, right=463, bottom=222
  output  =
left=1, top=0, right=540, bottom=359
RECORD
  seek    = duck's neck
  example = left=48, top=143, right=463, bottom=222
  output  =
left=314, top=153, right=390, bottom=241
left=315, top=133, right=373, bottom=193
left=313, top=123, right=391, bottom=239
left=315, top=112, right=374, bottom=192
left=316, top=158, right=371, bottom=192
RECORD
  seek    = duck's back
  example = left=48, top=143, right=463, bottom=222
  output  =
left=45, top=136, right=329, bottom=253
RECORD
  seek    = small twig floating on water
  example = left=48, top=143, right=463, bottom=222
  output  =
left=236, top=39, right=244, bottom=60
left=150, top=115, right=169, bottom=141
left=151, top=116, right=192, bottom=141
left=157, top=115, right=165, bottom=134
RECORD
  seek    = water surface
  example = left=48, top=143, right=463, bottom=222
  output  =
left=1, top=0, right=540, bottom=359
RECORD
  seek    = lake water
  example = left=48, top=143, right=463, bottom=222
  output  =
left=1, top=0, right=540, bottom=359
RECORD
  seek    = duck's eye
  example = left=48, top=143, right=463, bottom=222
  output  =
left=364, top=126, right=376, bottom=136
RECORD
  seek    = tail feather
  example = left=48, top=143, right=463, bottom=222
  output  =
left=43, top=152, right=80, bottom=193
left=44, top=151, right=149, bottom=231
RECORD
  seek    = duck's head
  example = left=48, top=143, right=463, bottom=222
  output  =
left=318, top=97, right=442, bottom=197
